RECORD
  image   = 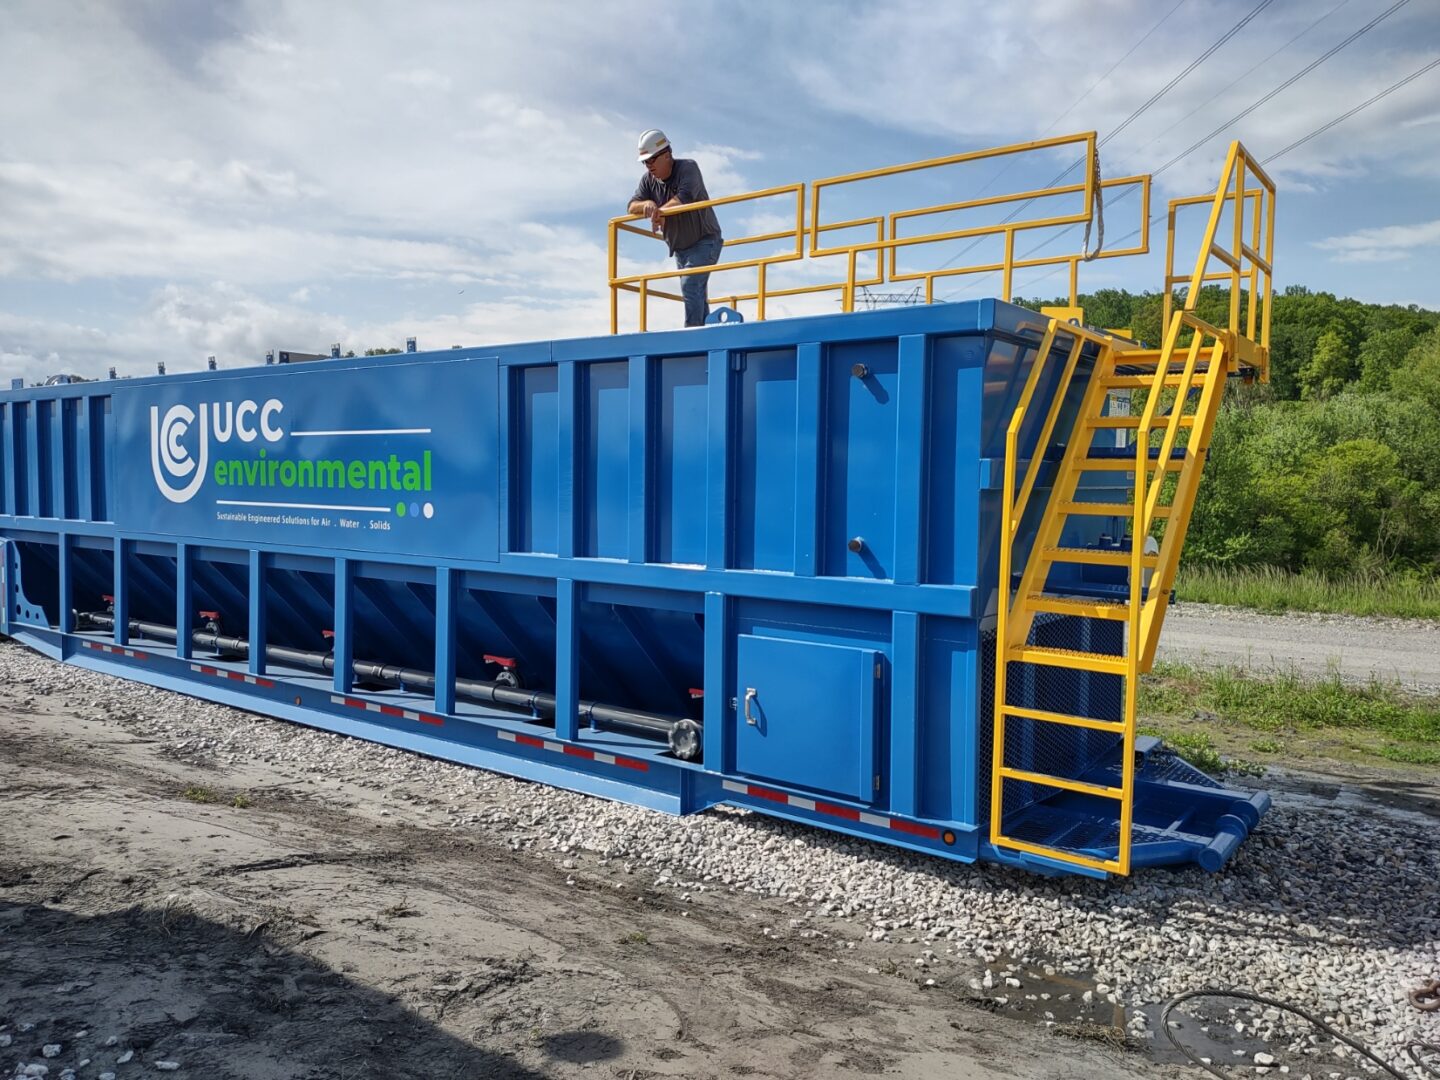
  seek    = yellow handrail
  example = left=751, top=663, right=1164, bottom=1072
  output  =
left=1162, top=142, right=1276, bottom=375
left=607, top=130, right=1159, bottom=333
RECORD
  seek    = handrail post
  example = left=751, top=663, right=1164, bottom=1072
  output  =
left=608, top=220, right=619, bottom=335
left=1230, top=155, right=1244, bottom=337
left=1002, top=229, right=1015, bottom=301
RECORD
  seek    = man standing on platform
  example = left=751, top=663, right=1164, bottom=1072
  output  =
left=627, top=129, right=724, bottom=327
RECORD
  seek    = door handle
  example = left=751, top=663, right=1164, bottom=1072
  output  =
left=744, top=687, right=758, bottom=725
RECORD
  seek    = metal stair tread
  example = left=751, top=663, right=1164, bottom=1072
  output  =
left=1058, top=500, right=1171, bottom=517
left=1006, top=645, right=1129, bottom=675
left=1086, top=446, right=1189, bottom=460
left=1039, top=545, right=1159, bottom=567
left=1088, top=415, right=1195, bottom=429
left=1025, top=593, right=1132, bottom=620
left=1099, top=374, right=1198, bottom=389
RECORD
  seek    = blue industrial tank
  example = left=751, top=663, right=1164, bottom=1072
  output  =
left=0, top=298, right=1267, bottom=876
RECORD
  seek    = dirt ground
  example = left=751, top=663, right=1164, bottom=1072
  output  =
left=0, top=673, right=1190, bottom=1080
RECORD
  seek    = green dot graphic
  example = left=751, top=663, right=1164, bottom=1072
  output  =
left=396, top=501, right=406, bottom=517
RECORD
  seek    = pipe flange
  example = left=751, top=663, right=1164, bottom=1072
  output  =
left=668, top=718, right=702, bottom=762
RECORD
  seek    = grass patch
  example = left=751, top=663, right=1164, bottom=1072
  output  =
left=181, top=785, right=218, bottom=804
left=1138, top=725, right=1263, bottom=777
left=1143, top=727, right=1224, bottom=774
left=231, top=793, right=252, bottom=809
left=1141, top=659, right=1440, bottom=767
left=1175, top=564, right=1440, bottom=618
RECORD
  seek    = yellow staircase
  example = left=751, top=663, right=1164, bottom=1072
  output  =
left=989, top=142, right=1276, bottom=875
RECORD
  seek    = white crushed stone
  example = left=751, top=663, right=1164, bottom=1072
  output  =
left=4, top=638, right=1438, bottom=1072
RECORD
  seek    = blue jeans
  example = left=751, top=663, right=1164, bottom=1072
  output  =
left=675, top=234, right=723, bottom=327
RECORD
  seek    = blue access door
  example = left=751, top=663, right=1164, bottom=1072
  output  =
left=735, top=635, right=879, bottom=802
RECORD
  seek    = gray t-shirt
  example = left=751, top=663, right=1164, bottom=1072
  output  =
left=630, top=158, right=722, bottom=256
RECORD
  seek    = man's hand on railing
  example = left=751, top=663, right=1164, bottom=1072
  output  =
left=626, top=198, right=666, bottom=234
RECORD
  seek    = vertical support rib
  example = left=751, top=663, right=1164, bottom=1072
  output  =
left=112, top=537, right=128, bottom=646
left=557, top=361, right=578, bottom=560
left=332, top=557, right=353, bottom=693
left=793, top=342, right=822, bottom=576
left=434, top=566, right=456, bottom=715
left=26, top=404, right=41, bottom=517
left=889, top=610, right=921, bottom=817
left=702, top=591, right=727, bottom=771
left=247, top=549, right=266, bottom=676
left=553, top=577, right=579, bottom=741
left=57, top=532, right=73, bottom=634
left=51, top=400, right=66, bottom=520
left=175, top=542, right=192, bottom=660
left=892, top=334, right=929, bottom=585
left=628, top=353, right=650, bottom=563
left=705, top=349, right=731, bottom=570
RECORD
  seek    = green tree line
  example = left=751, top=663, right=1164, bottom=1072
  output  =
left=1019, top=286, right=1440, bottom=579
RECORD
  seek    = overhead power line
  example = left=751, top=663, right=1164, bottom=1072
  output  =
left=1151, top=0, right=1412, bottom=176
left=1098, top=0, right=1277, bottom=153
left=933, top=0, right=1278, bottom=274
left=945, top=1, right=1427, bottom=302
left=1262, top=53, right=1440, bottom=162
left=1126, top=0, right=1354, bottom=168
left=968, top=0, right=1190, bottom=201
left=988, top=53, right=1440, bottom=300
left=1046, top=0, right=1191, bottom=136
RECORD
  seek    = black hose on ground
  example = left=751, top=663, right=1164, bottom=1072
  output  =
left=1161, top=988, right=1440, bottom=1079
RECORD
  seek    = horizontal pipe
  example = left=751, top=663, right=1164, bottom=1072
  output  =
left=76, top=611, right=699, bottom=757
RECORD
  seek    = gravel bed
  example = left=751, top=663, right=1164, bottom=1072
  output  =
left=5, top=639, right=1438, bottom=1077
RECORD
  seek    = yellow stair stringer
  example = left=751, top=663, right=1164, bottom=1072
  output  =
left=991, top=315, right=1228, bottom=876
left=1135, top=319, right=1233, bottom=671
left=992, top=321, right=1136, bottom=876
left=1003, top=332, right=1120, bottom=653
left=991, top=139, right=1277, bottom=876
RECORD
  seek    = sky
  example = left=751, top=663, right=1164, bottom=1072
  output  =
left=3, top=0, right=1439, bottom=382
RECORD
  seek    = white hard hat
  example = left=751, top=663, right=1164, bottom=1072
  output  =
left=637, top=128, right=671, bottom=162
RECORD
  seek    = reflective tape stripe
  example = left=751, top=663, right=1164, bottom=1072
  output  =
left=82, top=641, right=147, bottom=660
left=189, top=664, right=274, bottom=689
left=496, top=729, right=649, bottom=772
left=329, top=694, right=443, bottom=727
left=721, top=780, right=941, bottom=840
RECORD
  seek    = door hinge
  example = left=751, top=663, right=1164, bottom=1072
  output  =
left=874, top=662, right=882, bottom=679
left=873, top=774, right=882, bottom=792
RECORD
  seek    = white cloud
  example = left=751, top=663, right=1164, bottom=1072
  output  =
left=2, top=0, right=1439, bottom=373
left=1314, top=218, right=1440, bottom=263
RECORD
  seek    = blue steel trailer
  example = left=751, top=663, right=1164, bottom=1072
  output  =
left=0, top=295, right=1269, bottom=877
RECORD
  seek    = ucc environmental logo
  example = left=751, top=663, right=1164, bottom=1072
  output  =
left=149, top=396, right=432, bottom=506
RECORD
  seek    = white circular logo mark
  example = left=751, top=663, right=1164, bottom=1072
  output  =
left=150, top=402, right=209, bottom=504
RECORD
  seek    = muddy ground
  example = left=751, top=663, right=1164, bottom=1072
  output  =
left=0, top=671, right=1190, bottom=1080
